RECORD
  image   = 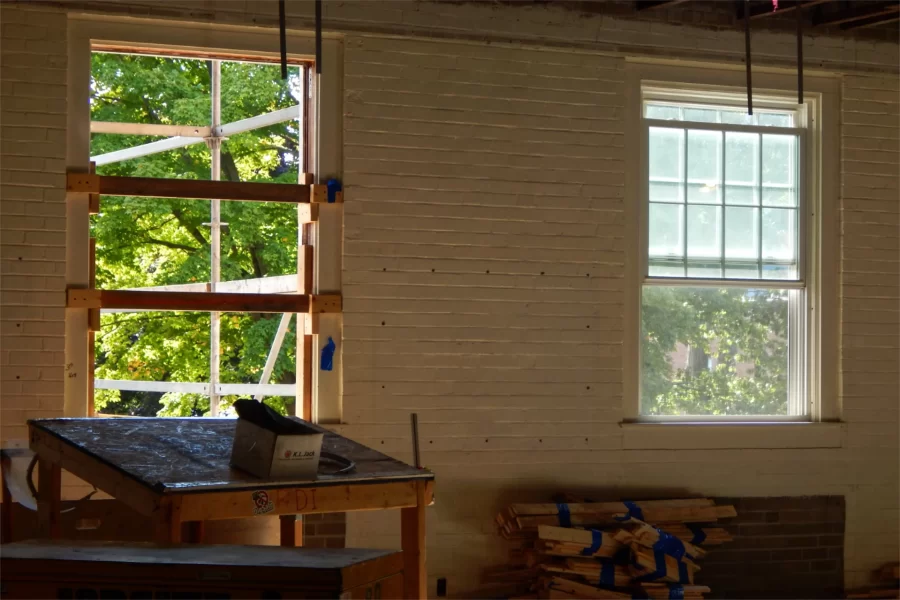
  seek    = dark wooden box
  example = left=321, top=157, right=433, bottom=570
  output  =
left=0, top=540, right=404, bottom=599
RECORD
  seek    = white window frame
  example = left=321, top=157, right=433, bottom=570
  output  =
left=622, top=61, right=840, bottom=447
left=66, top=15, right=344, bottom=422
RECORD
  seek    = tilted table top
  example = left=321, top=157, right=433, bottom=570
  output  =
left=29, top=418, right=433, bottom=494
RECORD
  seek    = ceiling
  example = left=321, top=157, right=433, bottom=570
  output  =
left=544, top=1, right=900, bottom=42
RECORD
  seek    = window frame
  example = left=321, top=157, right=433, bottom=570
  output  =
left=66, top=16, right=344, bottom=422
left=622, top=60, right=840, bottom=432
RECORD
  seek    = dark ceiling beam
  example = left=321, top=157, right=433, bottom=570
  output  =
left=749, top=0, right=829, bottom=20
left=813, top=2, right=900, bottom=27
left=841, top=13, right=900, bottom=29
left=634, top=0, right=689, bottom=11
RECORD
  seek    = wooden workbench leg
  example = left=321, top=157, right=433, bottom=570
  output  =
left=280, top=515, right=303, bottom=547
left=154, top=497, right=183, bottom=544
left=401, top=481, right=427, bottom=599
left=36, top=457, right=61, bottom=539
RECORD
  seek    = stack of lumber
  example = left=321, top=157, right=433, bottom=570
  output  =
left=489, top=497, right=735, bottom=600
left=847, top=562, right=900, bottom=599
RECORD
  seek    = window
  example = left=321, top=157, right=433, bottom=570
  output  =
left=89, top=50, right=310, bottom=417
left=639, top=91, right=812, bottom=420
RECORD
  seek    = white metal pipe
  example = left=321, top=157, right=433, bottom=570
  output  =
left=91, top=136, right=205, bottom=166
left=209, top=59, right=222, bottom=416
left=255, top=313, right=293, bottom=402
left=217, top=105, right=300, bottom=137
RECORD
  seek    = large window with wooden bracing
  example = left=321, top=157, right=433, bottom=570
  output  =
left=88, top=49, right=312, bottom=417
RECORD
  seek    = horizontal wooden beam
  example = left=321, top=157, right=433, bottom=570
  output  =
left=178, top=480, right=434, bottom=521
left=841, top=12, right=900, bottom=29
left=67, top=173, right=310, bottom=203
left=67, top=289, right=342, bottom=314
left=814, top=2, right=899, bottom=26
left=749, top=0, right=828, bottom=20
left=634, top=0, right=688, bottom=10
left=91, top=121, right=210, bottom=137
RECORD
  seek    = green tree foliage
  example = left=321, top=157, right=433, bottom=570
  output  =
left=641, top=287, right=789, bottom=416
left=90, top=53, right=305, bottom=416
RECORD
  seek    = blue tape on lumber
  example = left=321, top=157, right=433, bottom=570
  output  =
left=320, top=336, right=335, bottom=371
left=634, top=550, right=667, bottom=582
left=653, top=528, right=687, bottom=561
left=326, top=178, right=342, bottom=203
left=598, top=561, right=615, bottom=588
left=687, top=523, right=706, bottom=545
left=677, top=560, right=689, bottom=584
left=556, top=502, right=571, bottom=527
left=669, top=585, right=685, bottom=600
left=615, top=500, right=645, bottom=522
left=581, top=530, right=603, bottom=556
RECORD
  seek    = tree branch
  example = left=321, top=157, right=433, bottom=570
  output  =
left=143, top=237, right=200, bottom=252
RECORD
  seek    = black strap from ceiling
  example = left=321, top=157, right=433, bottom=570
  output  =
left=744, top=0, right=753, bottom=115
left=797, top=2, right=804, bottom=104
left=279, top=0, right=287, bottom=80
left=316, top=0, right=322, bottom=74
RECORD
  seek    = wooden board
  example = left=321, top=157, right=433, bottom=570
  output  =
left=29, top=418, right=434, bottom=494
left=2, top=540, right=403, bottom=593
left=67, top=173, right=311, bottom=203
left=66, top=289, right=342, bottom=314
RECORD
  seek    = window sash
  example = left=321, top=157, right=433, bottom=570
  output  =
left=641, top=120, right=807, bottom=287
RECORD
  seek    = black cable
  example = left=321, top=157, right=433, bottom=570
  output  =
left=744, top=0, right=753, bottom=116
left=26, top=455, right=97, bottom=514
left=315, top=0, right=322, bottom=75
left=797, top=2, right=804, bottom=105
left=279, top=0, right=287, bottom=80
left=320, top=451, right=355, bottom=474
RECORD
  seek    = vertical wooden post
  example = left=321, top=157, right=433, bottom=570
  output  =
left=280, top=514, right=303, bottom=547
left=401, top=481, right=427, bottom=599
left=87, top=237, right=98, bottom=417
left=154, top=497, right=183, bottom=544
left=1, top=455, right=13, bottom=543
left=36, top=458, right=61, bottom=539
left=183, top=521, right=204, bottom=543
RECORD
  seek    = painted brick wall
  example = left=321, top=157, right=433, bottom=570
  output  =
left=0, top=2, right=68, bottom=446
left=0, top=1, right=897, bottom=595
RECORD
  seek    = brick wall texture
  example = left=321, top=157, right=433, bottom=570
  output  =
left=698, top=496, right=846, bottom=599
left=1, top=0, right=897, bottom=596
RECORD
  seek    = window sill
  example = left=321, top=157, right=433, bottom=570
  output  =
left=620, top=421, right=843, bottom=450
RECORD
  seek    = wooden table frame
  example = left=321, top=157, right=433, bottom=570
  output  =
left=29, top=425, right=433, bottom=599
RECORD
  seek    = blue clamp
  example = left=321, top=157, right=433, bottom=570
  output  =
left=326, top=178, right=342, bottom=203
left=556, top=502, right=571, bottom=527
left=320, top=336, right=336, bottom=371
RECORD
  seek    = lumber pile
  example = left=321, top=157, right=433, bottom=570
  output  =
left=488, top=497, right=736, bottom=599
left=847, top=562, right=900, bottom=599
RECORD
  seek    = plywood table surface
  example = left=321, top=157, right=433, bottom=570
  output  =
left=28, top=418, right=434, bottom=599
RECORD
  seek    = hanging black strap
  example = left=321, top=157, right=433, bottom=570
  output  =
left=796, top=2, right=804, bottom=104
left=279, top=0, right=287, bottom=80
left=316, top=0, right=323, bottom=75
left=744, top=0, right=753, bottom=115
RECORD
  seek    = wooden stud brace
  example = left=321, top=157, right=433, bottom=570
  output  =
left=309, top=294, right=342, bottom=314
left=66, top=173, right=312, bottom=204
left=88, top=162, right=100, bottom=215
left=304, top=313, right=320, bottom=335
left=310, top=184, right=343, bottom=204
left=66, top=288, right=342, bottom=314
left=298, top=203, right=319, bottom=223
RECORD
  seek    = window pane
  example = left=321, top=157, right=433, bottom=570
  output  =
left=725, top=132, right=759, bottom=185
left=683, top=108, right=718, bottom=123
left=762, top=187, right=796, bottom=207
left=725, top=206, right=759, bottom=261
left=762, top=207, right=796, bottom=261
left=649, top=262, right=686, bottom=277
left=649, top=127, right=684, bottom=180
left=762, top=207, right=798, bottom=280
left=758, top=113, right=793, bottom=127
left=687, top=205, right=721, bottom=260
left=762, top=134, right=795, bottom=186
left=720, top=109, right=755, bottom=125
left=687, top=130, right=722, bottom=204
left=646, top=104, right=681, bottom=120
left=641, top=286, right=792, bottom=416
left=650, top=181, right=683, bottom=203
left=725, top=184, right=757, bottom=206
left=649, top=203, right=684, bottom=259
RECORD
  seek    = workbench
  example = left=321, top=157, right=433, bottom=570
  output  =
left=27, top=418, right=434, bottom=599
